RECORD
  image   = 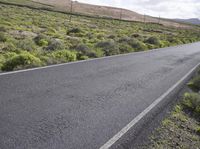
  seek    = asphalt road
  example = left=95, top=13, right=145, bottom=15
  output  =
left=0, top=43, right=200, bottom=149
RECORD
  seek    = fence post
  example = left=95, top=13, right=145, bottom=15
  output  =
left=69, top=0, right=73, bottom=22
left=158, top=15, right=160, bottom=24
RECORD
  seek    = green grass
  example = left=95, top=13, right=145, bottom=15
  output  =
left=0, top=2, right=200, bottom=71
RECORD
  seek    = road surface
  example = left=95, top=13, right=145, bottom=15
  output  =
left=0, top=42, right=200, bottom=149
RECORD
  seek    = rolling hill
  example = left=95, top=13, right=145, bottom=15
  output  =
left=32, top=0, right=188, bottom=28
left=174, top=18, right=200, bottom=25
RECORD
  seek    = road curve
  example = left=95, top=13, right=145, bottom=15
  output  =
left=0, top=42, right=200, bottom=149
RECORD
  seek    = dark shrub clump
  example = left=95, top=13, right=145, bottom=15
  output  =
left=145, top=36, right=160, bottom=45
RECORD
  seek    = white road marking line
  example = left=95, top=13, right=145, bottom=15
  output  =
left=100, top=63, right=200, bottom=149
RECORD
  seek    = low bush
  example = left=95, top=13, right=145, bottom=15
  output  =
left=145, top=36, right=160, bottom=45
left=2, top=43, right=17, bottom=51
left=67, top=27, right=81, bottom=35
left=17, top=38, right=36, bottom=51
left=0, top=55, right=5, bottom=70
left=38, top=39, right=48, bottom=47
left=0, top=26, right=7, bottom=32
left=96, top=33, right=105, bottom=40
left=132, top=33, right=140, bottom=38
left=108, top=34, right=116, bottom=39
left=182, top=93, right=200, bottom=114
left=2, top=52, right=18, bottom=59
left=77, top=54, right=89, bottom=60
left=96, top=40, right=120, bottom=56
left=34, top=34, right=49, bottom=46
left=45, top=39, right=65, bottom=51
left=167, top=37, right=183, bottom=45
left=75, top=44, right=90, bottom=53
left=0, top=32, right=7, bottom=42
left=188, top=75, right=200, bottom=91
left=86, top=49, right=104, bottom=58
left=119, top=43, right=133, bottom=53
left=50, top=50, right=77, bottom=63
left=118, top=36, right=131, bottom=43
left=128, top=39, right=147, bottom=52
left=2, top=51, right=42, bottom=71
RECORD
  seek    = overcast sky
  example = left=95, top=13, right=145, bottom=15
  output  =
left=77, top=0, right=200, bottom=19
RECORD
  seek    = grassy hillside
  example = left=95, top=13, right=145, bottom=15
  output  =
left=0, top=3, right=200, bottom=71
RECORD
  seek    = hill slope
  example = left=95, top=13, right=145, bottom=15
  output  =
left=32, top=0, right=188, bottom=28
left=174, top=18, right=200, bottom=25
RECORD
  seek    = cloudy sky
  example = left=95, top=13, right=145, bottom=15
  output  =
left=77, top=0, right=200, bottom=19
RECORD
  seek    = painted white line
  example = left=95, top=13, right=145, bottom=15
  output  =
left=0, top=42, right=198, bottom=76
left=100, top=63, right=200, bottom=149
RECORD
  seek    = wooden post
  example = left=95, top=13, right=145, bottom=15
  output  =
left=69, top=0, right=73, bottom=22
left=120, top=8, right=122, bottom=20
left=144, top=14, right=146, bottom=23
left=158, top=15, right=160, bottom=24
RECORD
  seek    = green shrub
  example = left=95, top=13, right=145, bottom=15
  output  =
left=108, top=34, right=116, bottom=39
left=0, top=55, right=5, bottom=70
left=128, top=39, right=147, bottom=52
left=145, top=36, right=160, bottom=45
left=48, top=27, right=57, bottom=34
left=182, top=93, right=200, bottom=114
left=96, top=40, right=120, bottom=56
left=34, top=34, right=49, bottom=46
left=67, top=27, right=81, bottom=35
left=38, top=39, right=48, bottom=47
left=96, top=33, right=105, bottom=40
left=2, top=43, right=17, bottom=51
left=119, top=43, right=133, bottom=53
left=188, top=75, right=200, bottom=91
left=17, top=38, right=36, bottom=51
left=0, top=26, right=6, bottom=32
left=75, top=44, right=90, bottom=53
left=0, top=33, right=7, bottom=42
left=146, top=43, right=154, bottom=49
left=50, top=50, right=77, bottom=63
left=77, top=54, right=89, bottom=60
left=2, top=51, right=42, bottom=71
left=46, top=39, right=65, bottom=51
left=3, top=52, right=18, bottom=59
left=86, top=49, right=104, bottom=58
left=118, top=36, right=131, bottom=43
left=132, top=33, right=140, bottom=38
left=167, top=37, right=182, bottom=45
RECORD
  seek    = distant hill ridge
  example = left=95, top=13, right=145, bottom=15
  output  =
left=32, top=0, right=189, bottom=28
left=174, top=18, right=200, bottom=25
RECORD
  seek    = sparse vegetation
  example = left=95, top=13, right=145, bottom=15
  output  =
left=0, top=2, right=200, bottom=71
left=146, top=71, right=200, bottom=149
left=2, top=51, right=42, bottom=71
left=145, top=36, right=160, bottom=45
left=48, top=50, right=77, bottom=64
left=188, top=75, right=200, bottom=91
left=182, top=93, right=200, bottom=114
left=0, top=32, right=7, bottom=42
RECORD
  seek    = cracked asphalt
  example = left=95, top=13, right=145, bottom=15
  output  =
left=0, top=42, right=200, bottom=149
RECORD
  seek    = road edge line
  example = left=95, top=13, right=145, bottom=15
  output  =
left=99, top=62, right=200, bottom=149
